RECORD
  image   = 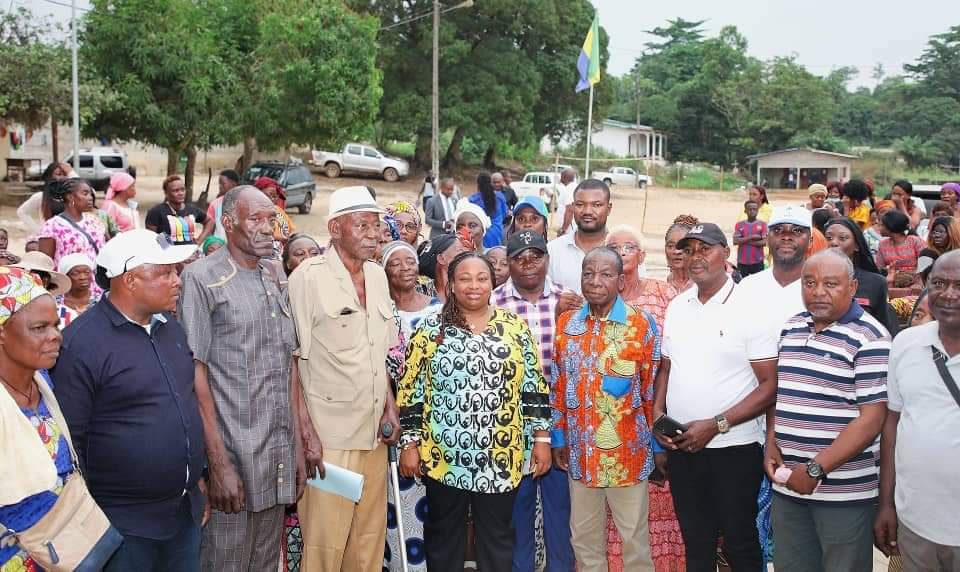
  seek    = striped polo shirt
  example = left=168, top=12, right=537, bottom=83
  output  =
left=774, top=301, right=890, bottom=505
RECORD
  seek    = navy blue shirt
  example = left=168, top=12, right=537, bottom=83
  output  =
left=52, top=297, right=205, bottom=540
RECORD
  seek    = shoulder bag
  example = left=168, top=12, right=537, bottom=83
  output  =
left=0, top=373, right=121, bottom=571
left=931, top=347, right=960, bottom=409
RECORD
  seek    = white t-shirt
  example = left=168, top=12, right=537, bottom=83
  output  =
left=662, top=278, right=779, bottom=448
left=888, top=321, right=960, bottom=546
left=554, top=181, right=579, bottom=234
left=547, top=231, right=585, bottom=294
left=731, top=268, right=804, bottom=341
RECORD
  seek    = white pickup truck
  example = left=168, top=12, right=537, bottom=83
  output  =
left=591, top=166, right=651, bottom=188
left=309, top=143, right=410, bottom=182
left=512, top=171, right=563, bottom=210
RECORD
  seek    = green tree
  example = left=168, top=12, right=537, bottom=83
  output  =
left=215, top=0, right=382, bottom=171
left=905, top=25, right=960, bottom=98
left=83, top=0, right=239, bottom=199
left=351, top=0, right=608, bottom=169
left=0, top=8, right=115, bottom=161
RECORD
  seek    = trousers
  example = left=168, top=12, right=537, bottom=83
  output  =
left=512, top=468, right=575, bottom=571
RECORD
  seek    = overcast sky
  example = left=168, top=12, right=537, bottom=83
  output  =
left=28, top=0, right=951, bottom=89
left=596, top=0, right=952, bottom=88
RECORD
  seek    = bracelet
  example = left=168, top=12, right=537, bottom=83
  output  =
left=533, top=437, right=552, bottom=444
left=400, top=441, right=419, bottom=452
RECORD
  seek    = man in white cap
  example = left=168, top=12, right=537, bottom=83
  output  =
left=52, top=229, right=207, bottom=571
left=733, top=204, right=813, bottom=338
left=288, top=186, right=400, bottom=572
left=178, top=186, right=300, bottom=571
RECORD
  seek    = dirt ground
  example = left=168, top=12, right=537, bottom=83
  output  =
left=0, top=174, right=806, bottom=278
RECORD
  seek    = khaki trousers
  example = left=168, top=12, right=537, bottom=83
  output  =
left=299, top=446, right=388, bottom=572
left=569, top=478, right=654, bottom=572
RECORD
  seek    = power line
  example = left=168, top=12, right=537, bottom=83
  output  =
left=37, top=0, right=91, bottom=12
left=379, top=1, right=471, bottom=32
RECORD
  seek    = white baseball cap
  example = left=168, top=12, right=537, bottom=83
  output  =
left=769, top=204, right=812, bottom=228
left=327, top=186, right=384, bottom=221
left=96, top=229, right=197, bottom=284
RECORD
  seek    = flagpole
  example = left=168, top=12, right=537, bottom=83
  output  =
left=585, top=84, right=594, bottom=178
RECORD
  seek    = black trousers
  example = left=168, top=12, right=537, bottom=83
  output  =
left=737, top=262, right=765, bottom=277
left=423, top=477, right=517, bottom=571
left=668, top=443, right=763, bottom=572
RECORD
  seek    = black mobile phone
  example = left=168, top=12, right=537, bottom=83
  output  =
left=653, top=414, right=688, bottom=437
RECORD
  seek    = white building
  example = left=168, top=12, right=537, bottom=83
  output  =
left=540, top=119, right=666, bottom=160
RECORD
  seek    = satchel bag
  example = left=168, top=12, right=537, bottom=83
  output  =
left=931, top=347, right=960, bottom=409
left=0, top=373, right=122, bottom=571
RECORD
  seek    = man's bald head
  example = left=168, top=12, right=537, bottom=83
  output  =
left=583, top=246, right=624, bottom=276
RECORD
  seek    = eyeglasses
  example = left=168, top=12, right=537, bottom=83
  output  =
left=609, top=243, right=640, bottom=254
left=399, top=222, right=420, bottom=233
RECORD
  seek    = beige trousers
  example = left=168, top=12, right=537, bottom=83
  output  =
left=569, top=478, right=654, bottom=572
left=299, top=446, right=388, bottom=572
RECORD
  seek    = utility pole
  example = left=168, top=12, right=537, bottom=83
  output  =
left=431, top=0, right=440, bottom=183
left=71, top=0, right=80, bottom=167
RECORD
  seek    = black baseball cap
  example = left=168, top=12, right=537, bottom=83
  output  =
left=677, top=222, right=728, bottom=248
left=507, top=230, right=548, bottom=258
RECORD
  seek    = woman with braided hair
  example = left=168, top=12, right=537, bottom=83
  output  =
left=37, top=178, right=107, bottom=273
left=664, top=214, right=698, bottom=296
left=396, top=251, right=551, bottom=571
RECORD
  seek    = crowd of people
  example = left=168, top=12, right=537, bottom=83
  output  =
left=1, top=165, right=959, bottom=572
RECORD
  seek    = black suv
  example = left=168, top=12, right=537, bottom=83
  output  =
left=243, top=160, right=316, bottom=214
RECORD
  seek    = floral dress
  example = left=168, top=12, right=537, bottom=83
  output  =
left=0, top=391, right=74, bottom=571
left=384, top=300, right=441, bottom=572
left=37, top=215, right=106, bottom=299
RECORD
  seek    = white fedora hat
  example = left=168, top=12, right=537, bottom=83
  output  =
left=327, top=186, right=385, bottom=221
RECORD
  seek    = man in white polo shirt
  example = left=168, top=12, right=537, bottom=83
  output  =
left=653, top=222, right=779, bottom=571
left=875, top=251, right=960, bottom=569
left=733, top=204, right=812, bottom=339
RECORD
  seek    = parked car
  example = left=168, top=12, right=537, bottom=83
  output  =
left=591, top=166, right=651, bottom=188
left=243, top=159, right=316, bottom=214
left=309, top=143, right=409, bottom=182
left=513, top=171, right=562, bottom=210
left=65, top=147, right=130, bottom=192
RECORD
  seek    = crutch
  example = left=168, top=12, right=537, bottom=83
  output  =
left=382, top=422, right=409, bottom=572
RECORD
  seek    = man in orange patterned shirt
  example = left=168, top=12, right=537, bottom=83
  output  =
left=551, top=247, right=659, bottom=571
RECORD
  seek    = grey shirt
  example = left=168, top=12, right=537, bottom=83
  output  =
left=178, top=248, right=297, bottom=512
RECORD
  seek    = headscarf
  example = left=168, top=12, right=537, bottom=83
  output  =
left=201, top=235, right=226, bottom=255
left=381, top=240, right=418, bottom=267
left=874, top=199, right=896, bottom=213
left=386, top=200, right=421, bottom=227
left=254, top=176, right=286, bottom=200
left=824, top=217, right=881, bottom=274
left=808, top=183, right=828, bottom=198
left=382, top=215, right=401, bottom=241
left=0, top=266, right=50, bottom=326
left=106, top=172, right=135, bottom=200
left=58, top=253, right=95, bottom=276
left=453, top=201, right=492, bottom=233
left=942, top=182, right=960, bottom=197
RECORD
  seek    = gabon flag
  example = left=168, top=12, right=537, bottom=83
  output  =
left=575, top=15, right=600, bottom=93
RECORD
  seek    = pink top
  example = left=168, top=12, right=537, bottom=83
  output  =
left=38, top=214, right=107, bottom=300
left=103, top=200, right=140, bottom=233
left=623, top=278, right=675, bottom=331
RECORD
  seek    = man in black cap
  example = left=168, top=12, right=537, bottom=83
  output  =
left=652, top=222, right=779, bottom=571
left=493, top=230, right=578, bottom=571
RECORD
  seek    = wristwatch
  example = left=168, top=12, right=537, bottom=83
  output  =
left=805, top=460, right=826, bottom=480
left=714, top=414, right=730, bottom=434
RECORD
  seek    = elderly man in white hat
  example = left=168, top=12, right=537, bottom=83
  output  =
left=177, top=186, right=301, bottom=571
left=288, top=186, right=401, bottom=572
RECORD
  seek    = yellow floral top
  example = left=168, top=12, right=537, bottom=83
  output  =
left=397, top=308, right=550, bottom=493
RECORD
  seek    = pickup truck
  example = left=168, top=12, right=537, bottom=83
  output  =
left=309, top=143, right=410, bottom=182
left=513, top=171, right=563, bottom=211
left=591, top=166, right=651, bottom=188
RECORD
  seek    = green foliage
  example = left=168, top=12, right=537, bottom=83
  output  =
left=350, top=0, right=609, bottom=167
left=606, top=20, right=960, bottom=171
left=0, top=8, right=115, bottom=131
